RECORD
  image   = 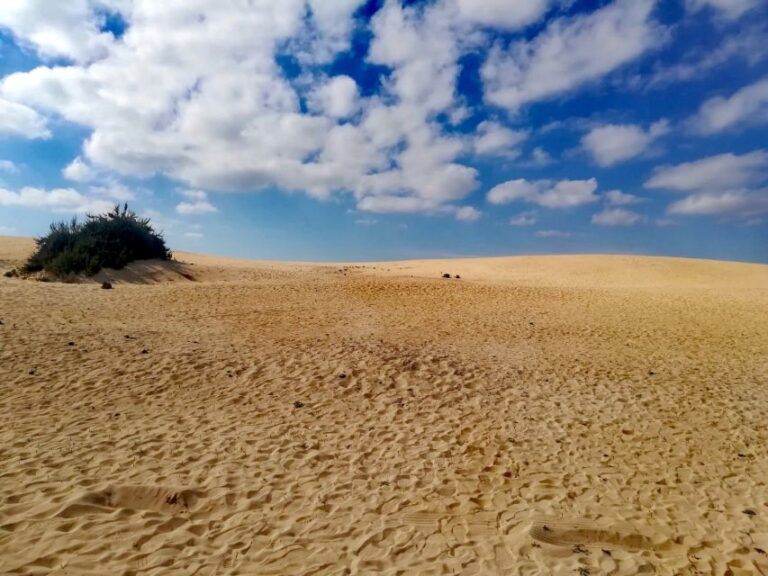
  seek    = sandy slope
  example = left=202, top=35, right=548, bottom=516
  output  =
left=1, top=237, right=767, bottom=575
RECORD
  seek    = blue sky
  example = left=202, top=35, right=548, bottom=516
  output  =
left=0, top=0, right=767, bottom=262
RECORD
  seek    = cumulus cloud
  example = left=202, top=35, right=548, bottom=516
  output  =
left=176, top=190, right=218, bottom=215
left=509, top=210, right=537, bottom=226
left=482, top=0, right=664, bottom=112
left=0, top=186, right=113, bottom=213
left=667, top=190, right=768, bottom=216
left=0, top=97, right=50, bottom=139
left=646, top=150, right=768, bottom=219
left=648, top=25, right=768, bottom=88
left=487, top=178, right=599, bottom=208
left=0, top=0, right=119, bottom=63
left=0, top=0, right=496, bottom=217
left=455, top=0, right=556, bottom=30
left=63, top=157, right=96, bottom=182
left=528, top=147, right=554, bottom=167
left=582, top=120, right=669, bottom=166
left=604, top=189, right=642, bottom=205
left=690, top=78, right=768, bottom=134
left=687, top=0, right=762, bottom=20
left=308, top=75, right=360, bottom=119
left=592, top=207, right=642, bottom=226
left=473, top=121, right=528, bottom=158
left=645, top=150, right=768, bottom=191
left=455, top=206, right=482, bottom=221
left=0, top=160, right=18, bottom=173
left=535, top=229, right=571, bottom=238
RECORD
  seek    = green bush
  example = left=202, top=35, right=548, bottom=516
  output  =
left=24, top=204, right=171, bottom=276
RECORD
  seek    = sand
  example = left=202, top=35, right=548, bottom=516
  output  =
left=1, top=236, right=767, bottom=575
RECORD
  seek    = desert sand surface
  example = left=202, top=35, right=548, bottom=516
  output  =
left=1, top=235, right=768, bottom=575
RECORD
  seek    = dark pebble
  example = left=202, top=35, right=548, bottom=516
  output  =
left=28, top=369, right=35, bottom=375
left=68, top=341, right=75, bottom=346
left=101, top=281, right=113, bottom=290
left=338, top=373, right=347, bottom=379
left=294, top=401, right=305, bottom=409
left=141, top=349, right=149, bottom=354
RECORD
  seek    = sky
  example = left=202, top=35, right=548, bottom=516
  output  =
left=0, top=0, right=767, bottom=263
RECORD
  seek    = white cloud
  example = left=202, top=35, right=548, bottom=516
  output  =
left=487, top=178, right=599, bottom=208
left=605, top=189, right=642, bottom=205
left=88, top=181, right=135, bottom=202
left=592, top=207, right=642, bottom=226
left=0, top=186, right=114, bottom=213
left=0, top=97, right=50, bottom=139
left=0, top=0, right=117, bottom=63
left=528, top=147, right=554, bottom=167
left=176, top=190, right=218, bottom=215
left=510, top=210, right=537, bottom=226
left=648, top=26, right=768, bottom=88
left=482, top=0, right=664, bottom=112
left=581, top=120, right=669, bottom=166
left=473, top=121, right=528, bottom=157
left=184, top=232, right=204, bottom=240
left=455, top=0, right=555, bottom=30
left=0, top=160, right=18, bottom=173
left=309, top=75, right=359, bottom=119
left=63, top=156, right=96, bottom=182
left=455, top=206, right=482, bottom=221
left=690, top=78, right=768, bottom=134
left=0, top=0, right=489, bottom=217
left=646, top=150, right=768, bottom=219
left=535, top=229, right=571, bottom=238
left=354, top=218, right=377, bottom=226
left=667, top=190, right=768, bottom=216
left=645, top=150, right=768, bottom=192
left=687, top=0, right=762, bottom=20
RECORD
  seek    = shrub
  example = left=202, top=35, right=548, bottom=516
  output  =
left=24, top=204, right=171, bottom=276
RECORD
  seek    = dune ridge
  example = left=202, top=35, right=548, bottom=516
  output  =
left=1, top=237, right=767, bottom=575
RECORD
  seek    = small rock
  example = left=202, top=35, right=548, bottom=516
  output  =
left=101, top=281, right=113, bottom=290
left=648, top=370, right=655, bottom=376
left=743, top=509, right=757, bottom=516
left=0, top=319, right=4, bottom=325
left=28, top=369, right=35, bottom=375
left=338, top=373, right=347, bottom=379
left=293, top=401, right=305, bottom=409
left=67, top=341, right=75, bottom=347
left=141, top=349, right=149, bottom=354
left=455, top=275, right=461, bottom=279
left=442, top=273, right=451, bottom=279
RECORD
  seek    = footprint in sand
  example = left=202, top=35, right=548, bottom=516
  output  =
left=529, top=518, right=683, bottom=554
left=57, top=485, right=205, bottom=517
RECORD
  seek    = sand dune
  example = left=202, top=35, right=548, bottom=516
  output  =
left=1, top=237, right=767, bottom=575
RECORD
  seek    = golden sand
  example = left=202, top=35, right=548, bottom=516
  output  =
left=1, top=236, right=767, bottom=575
